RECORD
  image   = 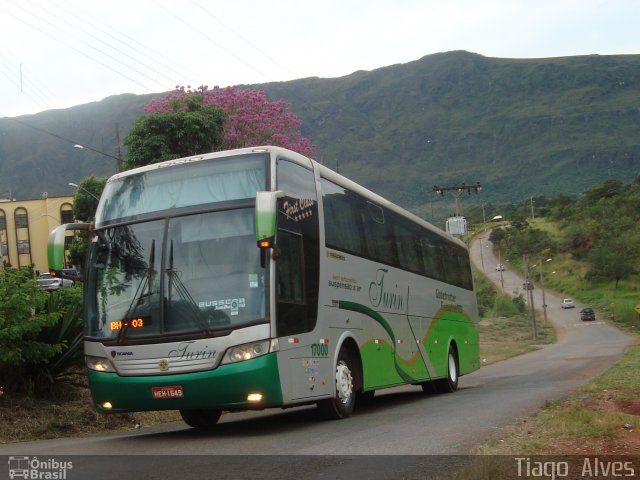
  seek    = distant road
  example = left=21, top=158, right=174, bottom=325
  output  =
left=0, top=232, right=632, bottom=480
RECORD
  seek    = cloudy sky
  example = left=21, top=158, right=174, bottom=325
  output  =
left=0, top=0, right=638, bottom=117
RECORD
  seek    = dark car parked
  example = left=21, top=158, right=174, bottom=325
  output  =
left=580, top=307, right=596, bottom=321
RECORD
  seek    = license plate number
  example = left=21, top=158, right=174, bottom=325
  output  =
left=151, top=386, right=184, bottom=399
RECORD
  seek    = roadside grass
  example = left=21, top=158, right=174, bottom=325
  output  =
left=0, top=384, right=181, bottom=444
left=427, top=339, right=640, bottom=480
left=478, top=314, right=555, bottom=365
left=530, top=218, right=640, bottom=330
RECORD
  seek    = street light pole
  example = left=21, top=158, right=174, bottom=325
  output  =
left=524, top=255, right=538, bottom=340
left=68, top=182, right=100, bottom=201
left=539, top=256, right=552, bottom=328
left=41, top=213, right=60, bottom=222
left=498, top=248, right=504, bottom=292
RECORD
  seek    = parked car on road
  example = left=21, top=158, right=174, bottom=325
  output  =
left=580, top=307, right=596, bottom=321
left=561, top=298, right=575, bottom=309
left=496, top=263, right=505, bottom=271
left=36, top=273, right=74, bottom=291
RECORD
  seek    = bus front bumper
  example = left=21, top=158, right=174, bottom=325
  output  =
left=88, top=352, right=282, bottom=413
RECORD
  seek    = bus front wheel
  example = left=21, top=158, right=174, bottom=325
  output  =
left=179, top=408, right=222, bottom=429
left=434, top=346, right=459, bottom=393
left=318, top=349, right=356, bottom=420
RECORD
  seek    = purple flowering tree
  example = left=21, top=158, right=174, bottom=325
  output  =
left=145, top=85, right=316, bottom=158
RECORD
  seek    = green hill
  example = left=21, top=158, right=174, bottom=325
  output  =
left=1, top=51, right=639, bottom=215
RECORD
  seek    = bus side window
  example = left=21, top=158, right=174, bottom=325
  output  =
left=394, top=218, right=424, bottom=275
left=362, top=201, right=397, bottom=266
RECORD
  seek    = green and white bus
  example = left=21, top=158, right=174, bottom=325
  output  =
left=48, top=146, right=479, bottom=428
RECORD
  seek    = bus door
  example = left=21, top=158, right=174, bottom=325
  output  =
left=272, top=159, right=325, bottom=402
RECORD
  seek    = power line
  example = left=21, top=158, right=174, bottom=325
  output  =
left=151, top=0, right=274, bottom=83
left=0, top=50, right=59, bottom=112
left=47, top=0, right=203, bottom=85
left=23, top=0, right=179, bottom=89
left=189, top=0, right=298, bottom=79
left=7, top=0, right=165, bottom=91
left=0, top=113, right=121, bottom=164
left=0, top=3, right=158, bottom=93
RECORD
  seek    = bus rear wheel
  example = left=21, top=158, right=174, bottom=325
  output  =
left=434, top=346, right=459, bottom=393
left=318, top=349, right=356, bottom=420
left=179, top=408, right=222, bottom=429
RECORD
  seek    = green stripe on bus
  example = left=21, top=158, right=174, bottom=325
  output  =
left=337, top=300, right=417, bottom=383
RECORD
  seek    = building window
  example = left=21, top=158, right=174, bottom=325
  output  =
left=61, top=209, right=74, bottom=224
left=17, top=239, right=30, bottom=254
left=15, top=212, right=28, bottom=228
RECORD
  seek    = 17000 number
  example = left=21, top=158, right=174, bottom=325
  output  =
left=311, top=344, right=329, bottom=357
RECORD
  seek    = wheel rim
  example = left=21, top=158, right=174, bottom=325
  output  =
left=335, top=360, right=353, bottom=404
left=448, top=353, right=458, bottom=383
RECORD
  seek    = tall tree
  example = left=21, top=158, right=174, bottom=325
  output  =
left=71, top=175, right=106, bottom=222
left=123, top=101, right=227, bottom=170
left=586, top=233, right=637, bottom=289
left=144, top=85, right=316, bottom=159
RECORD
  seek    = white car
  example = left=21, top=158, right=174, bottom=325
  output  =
left=496, top=263, right=505, bottom=271
left=561, top=298, right=575, bottom=309
left=36, top=273, right=74, bottom=291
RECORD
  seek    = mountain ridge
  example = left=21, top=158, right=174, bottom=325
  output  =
left=1, top=50, right=638, bottom=215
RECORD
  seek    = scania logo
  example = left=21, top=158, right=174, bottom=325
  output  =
left=110, top=350, right=116, bottom=358
left=158, top=359, right=169, bottom=372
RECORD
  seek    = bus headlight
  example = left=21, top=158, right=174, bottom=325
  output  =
left=221, top=339, right=277, bottom=365
left=86, top=355, right=116, bottom=372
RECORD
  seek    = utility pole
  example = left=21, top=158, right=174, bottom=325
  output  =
left=524, top=255, right=538, bottom=340
left=530, top=196, right=535, bottom=220
left=498, top=248, right=504, bottom=292
left=115, top=123, right=123, bottom=172
left=538, top=256, right=552, bottom=328
left=433, top=182, right=482, bottom=216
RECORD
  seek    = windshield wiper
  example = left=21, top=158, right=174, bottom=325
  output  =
left=165, top=240, right=213, bottom=336
left=117, top=239, right=155, bottom=345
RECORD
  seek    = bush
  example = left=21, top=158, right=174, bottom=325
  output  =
left=474, top=270, right=498, bottom=317
left=492, top=294, right=521, bottom=317
left=512, top=294, right=526, bottom=313
left=0, top=269, right=84, bottom=397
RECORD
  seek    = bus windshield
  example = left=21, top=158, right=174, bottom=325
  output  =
left=85, top=208, right=267, bottom=340
left=95, top=154, right=267, bottom=226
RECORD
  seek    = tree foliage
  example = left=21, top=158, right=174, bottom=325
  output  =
left=545, top=175, right=640, bottom=287
left=489, top=220, right=556, bottom=261
left=72, top=175, right=106, bottom=222
left=123, top=101, right=227, bottom=169
left=143, top=85, right=316, bottom=159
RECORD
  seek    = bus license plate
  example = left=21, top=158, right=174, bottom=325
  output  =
left=151, top=386, right=184, bottom=399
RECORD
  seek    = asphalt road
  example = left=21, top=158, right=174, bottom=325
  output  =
left=1, top=232, right=632, bottom=479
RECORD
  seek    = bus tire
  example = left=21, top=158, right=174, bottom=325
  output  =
left=435, top=346, right=459, bottom=393
left=317, top=349, right=356, bottom=420
left=179, top=408, right=222, bottom=429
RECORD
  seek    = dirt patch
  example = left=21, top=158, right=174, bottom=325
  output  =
left=584, top=388, right=640, bottom=417
left=614, top=399, right=640, bottom=416
left=542, top=429, right=640, bottom=456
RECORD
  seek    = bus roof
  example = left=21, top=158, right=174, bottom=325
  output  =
left=107, top=145, right=466, bottom=250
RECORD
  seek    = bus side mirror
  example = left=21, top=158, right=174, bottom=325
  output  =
left=255, top=190, right=284, bottom=267
left=48, top=222, right=92, bottom=276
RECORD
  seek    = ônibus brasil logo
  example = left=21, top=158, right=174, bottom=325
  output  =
left=8, top=456, right=73, bottom=479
